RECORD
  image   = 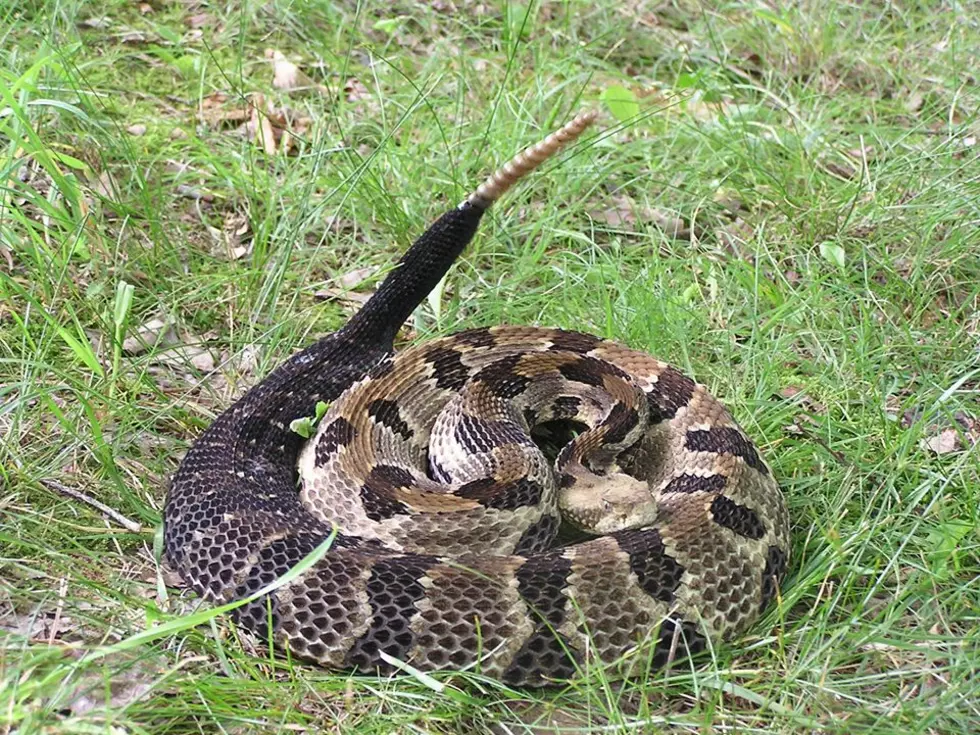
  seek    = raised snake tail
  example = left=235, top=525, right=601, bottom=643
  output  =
left=348, top=110, right=599, bottom=346
left=464, top=111, right=598, bottom=210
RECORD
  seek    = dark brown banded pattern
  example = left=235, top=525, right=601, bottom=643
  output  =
left=648, top=618, right=708, bottom=671
left=613, top=528, right=685, bottom=603
left=472, top=356, right=532, bottom=398
left=558, top=356, right=628, bottom=388
left=761, top=545, right=788, bottom=610
left=547, top=330, right=601, bottom=354
left=504, top=552, right=578, bottom=684
left=710, top=495, right=766, bottom=540
left=452, top=414, right=536, bottom=454
left=453, top=327, right=498, bottom=349
left=456, top=476, right=546, bottom=510
left=367, top=399, right=414, bottom=440
left=601, top=403, right=642, bottom=445
left=685, top=427, right=768, bottom=474
left=359, top=465, right=414, bottom=521
left=513, top=513, right=561, bottom=556
left=424, top=346, right=470, bottom=390
left=344, top=554, right=438, bottom=670
left=291, top=327, right=789, bottom=684
left=314, top=417, right=357, bottom=464
left=662, top=473, right=727, bottom=494
left=646, top=367, right=697, bottom=422
left=551, top=395, right=584, bottom=419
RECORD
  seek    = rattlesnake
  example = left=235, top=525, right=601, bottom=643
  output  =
left=164, top=112, right=790, bottom=686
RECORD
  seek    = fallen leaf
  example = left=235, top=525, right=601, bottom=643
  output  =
left=954, top=411, right=977, bottom=432
left=846, top=145, right=876, bottom=163
left=91, top=170, right=119, bottom=200
left=175, top=184, right=213, bottom=201
left=716, top=217, right=755, bottom=261
left=198, top=92, right=249, bottom=128
left=209, top=343, right=263, bottom=399
left=266, top=48, right=325, bottom=94
left=905, top=90, right=925, bottom=113
left=822, top=158, right=858, bottom=180
left=901, top=406, right=924, bottom=429
left=589, top=194, right=690, bottom=238
left=338, top=265, right=379, bottom=289
left=230, top=343, right=261, bottom=377
left=79, top=17, right=111, bottom=29
left=148, top=559, right=186, bottom=589
left=0, top=243, right=13, bottom=271
left=269, top=49, right=301, bottom=90
left=207, top=211, right=251, bottom=259
left=123, top=317, right=177, bottom=355
left=884, top=395, right=903, bottom=420
left=712, top=187, right=745, bottom=215
left=1, top=610, right=57, bottom=639
left=151, top=345, right=216, bottom=373
left=344, top=77, right=369, bottom=102
left=590, top=196, right=636, bottom=227
left=248, top=93, right=278, bottom=154
left=646, top=208, right=690, bottom=238
left=314, top=287, right=373, bottom=307
left=117, top=29, right=147, bottom=44
left=921, top=429, right=961, bottom=455
left=242, top=94, right=312, bottom=155
left=186, top=12, right=210, bottom=28
left=69, top=656, right=165, bottom=717
left=778, top=385, right=827, bottom=414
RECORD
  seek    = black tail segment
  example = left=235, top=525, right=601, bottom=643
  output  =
left=342, top=202, right=486, bottom=350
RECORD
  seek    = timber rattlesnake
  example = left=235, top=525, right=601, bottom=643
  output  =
left=164, top=113, right=790, bottom=686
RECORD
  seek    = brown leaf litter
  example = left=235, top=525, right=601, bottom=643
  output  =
left=266, top=48, right=327, bottom=94
left=204, top=210, right=252, bottom=260
left=890, top=402, right=979, bottom=456
left=247, top=93, right=312, bottom=155
left=196, top=91, right=313, bottom=156
left=589, top=193, right=690, bottom=239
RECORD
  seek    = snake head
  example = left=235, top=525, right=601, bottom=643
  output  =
left=558, top=468, right=660, bottom=534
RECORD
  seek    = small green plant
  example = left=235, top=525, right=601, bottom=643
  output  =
left=289, top=400, right=331, bottom=439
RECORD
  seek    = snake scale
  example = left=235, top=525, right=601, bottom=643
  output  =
left=164, top=112, right=790, bottom=686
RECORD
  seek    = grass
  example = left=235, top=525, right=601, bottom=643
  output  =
left=2, top=0, right=979, bottom=732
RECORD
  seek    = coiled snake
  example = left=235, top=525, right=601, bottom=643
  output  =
left=164, top=113, right=790, bottom=686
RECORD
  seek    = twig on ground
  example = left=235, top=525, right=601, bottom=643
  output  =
left=41, top=479, right=144, bottom=534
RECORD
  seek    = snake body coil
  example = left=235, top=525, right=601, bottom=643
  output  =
left=164, top=113, right=790, bottom=686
